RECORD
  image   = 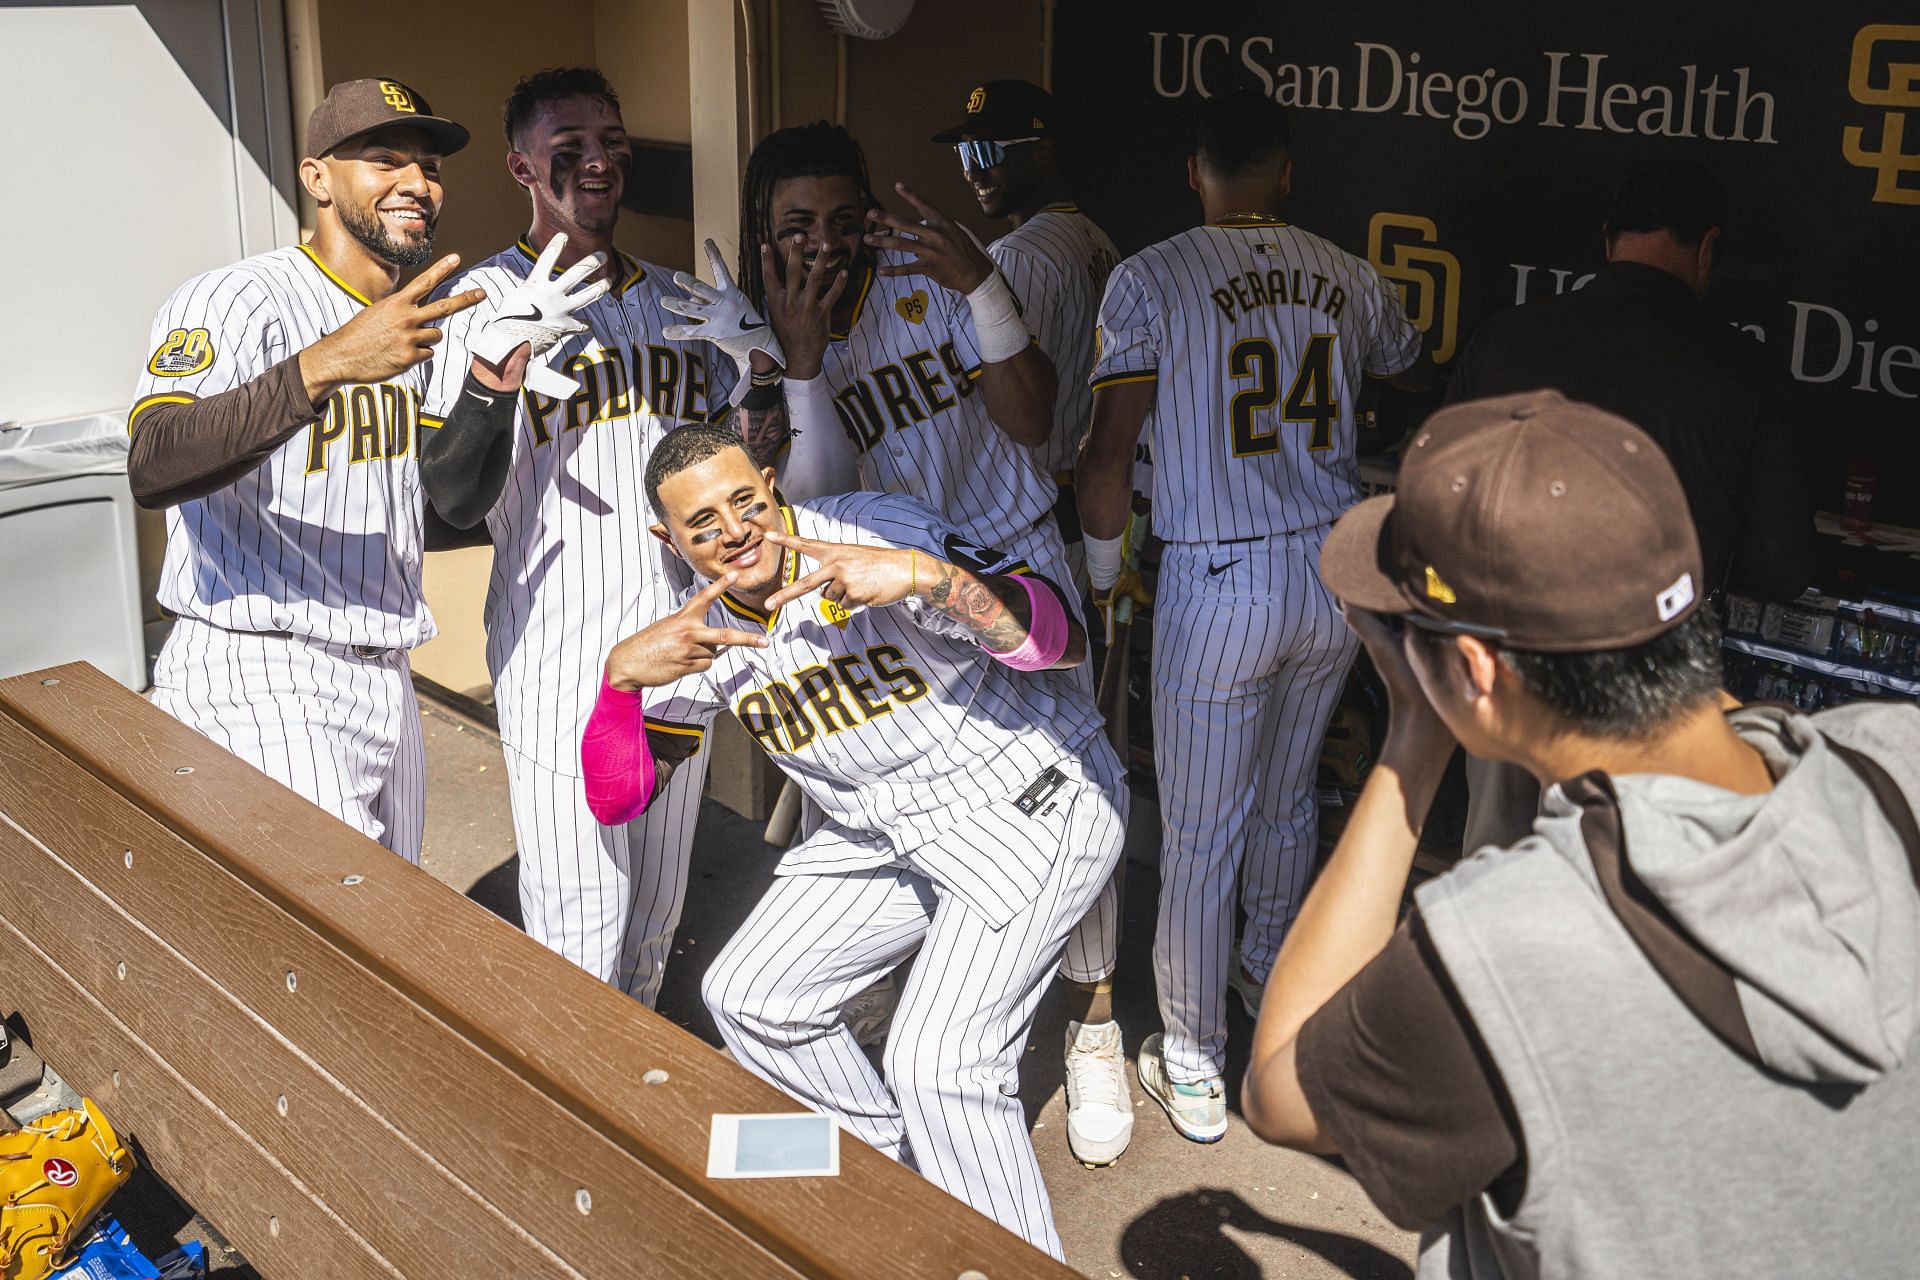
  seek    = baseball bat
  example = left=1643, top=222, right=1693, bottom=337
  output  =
left=1095, top=511, right=1147, bottom=762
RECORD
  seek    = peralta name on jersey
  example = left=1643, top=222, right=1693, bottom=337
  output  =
left=1209, top=265, right=1349, bottom=324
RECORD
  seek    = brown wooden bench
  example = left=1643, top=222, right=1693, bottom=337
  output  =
left=0, top=662, right=1074, bottom=1279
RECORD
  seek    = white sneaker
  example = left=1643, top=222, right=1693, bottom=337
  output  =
left=1228, top=945, right=1265, bottom=1020
left=1063, top=1020, right=1133, bottom=1166
left=841, top=972, right=899, bottom=1047
left=1137, top=1032, right=1228, bottom=1143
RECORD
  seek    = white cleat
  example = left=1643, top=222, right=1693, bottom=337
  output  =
left=1137, top=1032, right=1228, bottom=1143
left=1063, top=1019, right=1133, bottom=1166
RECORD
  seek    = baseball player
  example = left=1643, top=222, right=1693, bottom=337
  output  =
left=125, top=79, right=546, bottom=861
left=417, top=69, right=760, bottom=1004
left=927, top=80, right=1135, bottom=1166
left=582, top=424, right=1124, bottom=1258
left=662, top=122, right=1078, bottom=1055
left=1078, top=90, right=1433, bottom=1140
left=715, top=122, right=1070, bottom=585
left=932, top=79, right=1119, bottom=588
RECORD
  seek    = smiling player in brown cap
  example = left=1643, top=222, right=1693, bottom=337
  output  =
left=127, top=77, right=600, bottom=862
left=1237, top=389, right=1920, bottom=1278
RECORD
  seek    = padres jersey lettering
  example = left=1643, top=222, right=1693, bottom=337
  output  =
left=514, top=340, right=716, bottom=446
left=989, top=204, right=1119, bottom=477
left=128, top=244, right=436, bottom=648
left=423, top=240, right=735, bottom=772
left=1091, top=218, right=1422, bottom=542
left=819, top=247, right=1057, bottom=546
left=646, top=493, right=1101, bottom=921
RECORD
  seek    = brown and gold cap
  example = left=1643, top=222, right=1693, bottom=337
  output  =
left=1319, top=390, right=1704, bottom=653
left=305, top=77, right=469, bottom=160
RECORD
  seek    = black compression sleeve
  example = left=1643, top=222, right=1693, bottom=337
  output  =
left=420, top=371, right=518, bottom=530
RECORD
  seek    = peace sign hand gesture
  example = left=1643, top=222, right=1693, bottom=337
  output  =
left=761, top=530, right=919, bottom=611
left=865, top=183, right=993, bottom=294
left=301, top=253, right=485, bottom=398
left=605, top=573, right=769, bottom=691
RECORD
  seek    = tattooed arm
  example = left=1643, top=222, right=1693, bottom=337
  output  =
left=717, top=394, right=792, bottom=471
left=761, top=530, right=1086, bottom=670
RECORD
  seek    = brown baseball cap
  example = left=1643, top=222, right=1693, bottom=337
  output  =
left=930, top=80, right=1055, bottom=143
left=1319, top=390, right=1704, bottom=653
left=305, top=78, right=469, bottom=160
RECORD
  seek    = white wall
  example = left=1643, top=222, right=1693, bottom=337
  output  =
left=0, top=2, right=296, bottom=427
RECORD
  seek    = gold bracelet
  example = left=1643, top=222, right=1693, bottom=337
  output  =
left=908, top=548, right=917, bottom=595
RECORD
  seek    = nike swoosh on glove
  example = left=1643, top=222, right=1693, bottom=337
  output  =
left=660, top=237, right=786, bottom=380
left=469, top=231, right=610, bottom=397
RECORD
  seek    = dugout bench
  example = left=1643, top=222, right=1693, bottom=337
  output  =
left=0, top=662, right=1073, bottom=1279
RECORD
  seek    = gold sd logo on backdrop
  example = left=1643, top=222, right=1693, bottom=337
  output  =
left=1367, top=213, right=1460, bottom=364
left=1843, top=24, right=1920, bottom=205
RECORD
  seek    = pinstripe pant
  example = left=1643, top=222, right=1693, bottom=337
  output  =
left=1151, top=531, right=1357, bottom=1082
left=150, top=619, right=426, bottom=862
left=502, top=739, right=708, bottom=1005
left=702, top=746, right=1126, bottom=1259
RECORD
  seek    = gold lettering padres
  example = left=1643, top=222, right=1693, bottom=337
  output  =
left=305, top=384, right=420, bottom=473
left=1368, top=212, right=1461, bottom=364
left=1843, top=24, right=1920, bottom=205
left=734, top=644, right=930, bottom=755
left=380, top=81, right=417, bottom=113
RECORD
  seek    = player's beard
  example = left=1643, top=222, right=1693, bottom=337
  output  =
left=340, top=200, right=437, bottom=267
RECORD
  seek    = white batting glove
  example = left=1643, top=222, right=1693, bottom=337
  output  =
left=660, top=238, right=785, bottom=374
left=470, top=232, right=609, bottom=397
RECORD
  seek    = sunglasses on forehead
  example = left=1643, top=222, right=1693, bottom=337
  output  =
left=953, top=137, right=1042, bottom=170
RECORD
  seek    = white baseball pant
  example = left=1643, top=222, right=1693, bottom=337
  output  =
left=1150, top=529, right=1357, bottom=1083
left=1003, top=516, right=1126, bottom=991
left=502, top=739, right=709, bottom=1005
left=149, top=618, right=425, bottom=862
left=701, top=746, right=1127, bottom=1259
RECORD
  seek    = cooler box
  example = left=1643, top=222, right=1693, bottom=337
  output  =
left=0, top=414, right=148, bottom=690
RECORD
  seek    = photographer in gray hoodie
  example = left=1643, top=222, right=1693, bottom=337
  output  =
left=1242, top=389, right=1920, bottom=1279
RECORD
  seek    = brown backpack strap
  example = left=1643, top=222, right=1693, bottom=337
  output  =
left=1819, top=734, right=1920, bottom=889
left=1562, top=770, right=1762, bottom=1062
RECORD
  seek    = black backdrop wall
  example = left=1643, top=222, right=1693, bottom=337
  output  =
left=1050, top=3, right=1920, bottom=523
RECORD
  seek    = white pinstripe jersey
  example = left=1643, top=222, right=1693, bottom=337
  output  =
left=1091, top=218, right=1422, bottom=542
left=423, top=241, right=735, bottom=772
left=821, top=246, right=1057, bottom=547
left=645, top=492, right=1100, bottom=927
left=129, top=245, right=436, bottom=649
left=989, top=203, right=1119, bottom=478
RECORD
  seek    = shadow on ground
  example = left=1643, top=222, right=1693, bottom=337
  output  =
left=1121, top=1187, right=1414, bottom=1280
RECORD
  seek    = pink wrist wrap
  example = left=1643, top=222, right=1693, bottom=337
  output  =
left=993, top=575, right=1070, bottom=670
left=582, top=671, right=657, bottom=825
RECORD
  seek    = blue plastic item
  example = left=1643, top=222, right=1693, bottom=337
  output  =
left=49, top=1217, right=207, bottom=1280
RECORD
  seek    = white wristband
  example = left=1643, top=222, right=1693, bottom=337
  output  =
left=1084, top=533, right=1122, bottom=591
left=966, top=271, right=1032, bottom=364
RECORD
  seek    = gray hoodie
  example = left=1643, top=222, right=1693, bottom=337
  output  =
left=1415, top=701, right=1920, bottom=1280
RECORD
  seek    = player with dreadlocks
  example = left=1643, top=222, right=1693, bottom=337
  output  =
left=671, top=122, right=1066, bottom=569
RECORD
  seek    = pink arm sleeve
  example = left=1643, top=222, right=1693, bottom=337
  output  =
left=581, top=672, right=658, bottom=825
left=990, top=575, right=1071, bottom=671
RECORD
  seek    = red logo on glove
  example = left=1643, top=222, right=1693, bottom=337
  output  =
left=43, top=1157, right=77, bottom=1187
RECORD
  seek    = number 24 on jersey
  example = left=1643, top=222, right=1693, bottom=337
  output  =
left=1228, top=333, right=1339, bottom=456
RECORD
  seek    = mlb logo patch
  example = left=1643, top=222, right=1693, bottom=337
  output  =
left=1656, top=573, right=1695, bottom=622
